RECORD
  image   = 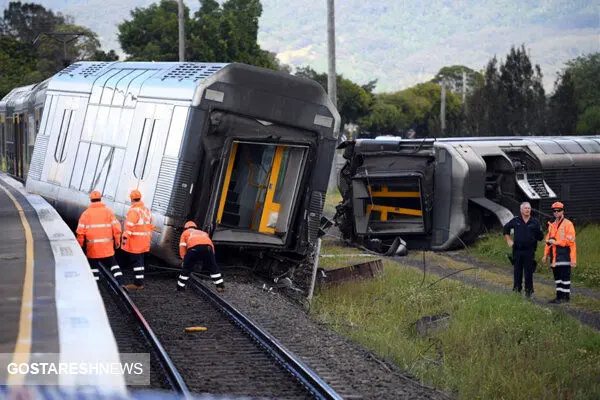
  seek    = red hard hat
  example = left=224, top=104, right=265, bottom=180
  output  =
left=551, top=201, right=564, bottom=210
left=90, top=190, right=102, bottom=201
left=130, top=189, right=142, bottom=201
left=184, top=221, right=197, bottom=229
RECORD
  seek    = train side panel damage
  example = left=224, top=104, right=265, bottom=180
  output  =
left=335, top=136, right=600, bottom=253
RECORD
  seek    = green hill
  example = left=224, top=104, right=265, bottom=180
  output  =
left=32, top=0, right=600, bottom=93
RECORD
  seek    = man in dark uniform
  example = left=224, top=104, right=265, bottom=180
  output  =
left=503, top=202, right=544, bottom=297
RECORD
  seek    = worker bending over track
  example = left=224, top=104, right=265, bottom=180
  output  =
left=177, top=221, right=225, bottom=292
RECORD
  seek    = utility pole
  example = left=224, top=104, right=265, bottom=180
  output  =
left=327, top=0, right=337, bottom=107
left=440, top=79, right=446, bottom=135
left=326, top=0, right=338, bottom=193
left=178, top=0, right=185, bottom=61
left=462, top=70, right=467, bottom=104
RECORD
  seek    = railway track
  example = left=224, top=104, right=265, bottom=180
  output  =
left=101, top=261, right=343, bottom=399
left=98, top=263, right=190, bottom=396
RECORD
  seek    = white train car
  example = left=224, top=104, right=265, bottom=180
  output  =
left=22, top=61, right=340, bottom=290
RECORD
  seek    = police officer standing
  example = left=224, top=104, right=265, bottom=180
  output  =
left=76, top=190, right=125, bottom=286
left=503, top=202, right=543, bottom=297
left=177, top=221, right=225, bottom=292
left=121, top=189, right=153, bottom=290
left=542, top=201, right=576, bottom=303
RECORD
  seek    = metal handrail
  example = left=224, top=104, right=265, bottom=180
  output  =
left=99, top=264, right=191, bottom=398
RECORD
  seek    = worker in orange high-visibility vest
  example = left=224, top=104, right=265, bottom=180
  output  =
left=121, top=189, right=154, bottom=290
left=76, top=190, right=125, bottom=286
left=177, top=221, right=224, bottom=292
left=542, top=201, right=576, bottom=303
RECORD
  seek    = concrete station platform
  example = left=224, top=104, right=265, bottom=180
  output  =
left=0, top=173, right=126, bottom=392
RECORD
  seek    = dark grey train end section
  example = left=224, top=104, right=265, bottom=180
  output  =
left=334, top=136, right=600, bottom=253
left=1, top=61, right=341, bottom=297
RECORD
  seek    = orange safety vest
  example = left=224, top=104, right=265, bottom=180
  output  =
left=179, top=228, right=214, bottom=259
left=543, top=217, right=576, bottom=266
left=76, top=202, right=122, bottom=259
left=122, top=201, right=154, bottom=254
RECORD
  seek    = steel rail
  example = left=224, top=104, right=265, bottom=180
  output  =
left=99, top=263, right=191, bottom=397
left=188, top=275, right=343, bottom=400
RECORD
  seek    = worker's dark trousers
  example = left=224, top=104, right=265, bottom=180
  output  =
left=177, top=245, right=223, bottom=290
left=123, top=250, right=145, bottom=286
left=513, top=249, right=535, bottom=293
left=88, top=256, right=124, bottom=285
left=552, top=265, right=571, bottom=301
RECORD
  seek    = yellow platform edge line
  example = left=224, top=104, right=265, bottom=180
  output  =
left=0, top=182, right=34, bottom=385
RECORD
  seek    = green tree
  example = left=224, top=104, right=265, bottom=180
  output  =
left=118, top=0, right=186, bottom=61
left=366, top=81, right=463, bottom=137
left=295, top=66, right=372, bottom=129
left=548, top=70, right=577, bottom=134
left=431, top=65, right=480, bottom=95
left=577, top=106, right=600, bottom=134
left=550, top=53, right=600, bottom=135
left=188, top=0, right=226, bottom=61
left=34, top=22, right=102, bottom=73
left=466, top=46, right=547, bottom=136
left=500, top=45, right=546, bottom=136
left=0, top=35, right=41, bottom=98
left=118, top=0, right=277, bottom=69
left=91, top=49, right=119, bottom=62
left=358, top=100, right=405, bottom=135
left=2, top=2, right=110, bottom=79
left=2, top=1, right=61, bottom=43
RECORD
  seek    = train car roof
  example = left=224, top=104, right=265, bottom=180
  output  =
left=0, top=79, right=51, bottom=112
left=0, top=84, right=36, bottom=111
left=354, top=135, right=600, bottom=155
left=45, top=61, right=330, bottom=108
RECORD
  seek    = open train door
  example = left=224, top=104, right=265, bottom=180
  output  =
left=213, top=140, right=307, bottom=244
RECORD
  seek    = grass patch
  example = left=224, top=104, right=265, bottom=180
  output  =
left=406, top=251, right=600, bottom=312
left=318, top=240, right=380, bottom=270
left=323, top=188, right=342, bottom=218
left=469, top=225, right=600, bottom=290
left=312, top=257, right=600, bottom=399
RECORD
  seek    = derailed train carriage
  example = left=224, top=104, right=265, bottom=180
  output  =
left=335, top=136, right=600, bottom=253
left=1, top=61, right=340, bottom=294
left=0, top=80, right=49, bottom=180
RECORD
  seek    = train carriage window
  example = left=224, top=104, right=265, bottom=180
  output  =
left=105, top=107, right=121, bottom=145
left=90, top=146, right=114, bottom=192
left=54, top=110, right=73, bottom=163
left=115, top=108, right=134, bottom=148
left=573, top=139, right=600, bottom=153
left=103, top=148, right=125, bottom=199
left=555, top=140, right=585, bottom=154
left=134, top=118, right=156, bottom=180
left=93, top=106, right=110, bottom=143
left=34, top=108, right=41, bottom=134
left=41, top=95, right=57, bottom=136
left=69, top=141, right=90, bottom=189
left=164, top=106, right=188, bottom=157
left=537, top=140, right=565, bottom=154
left=81, top=105, right=98, bottom=141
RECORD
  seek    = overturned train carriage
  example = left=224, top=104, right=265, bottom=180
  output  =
left=8, top=61, right=339, bottom=293
left=335, top=136, right=600, bottom=253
